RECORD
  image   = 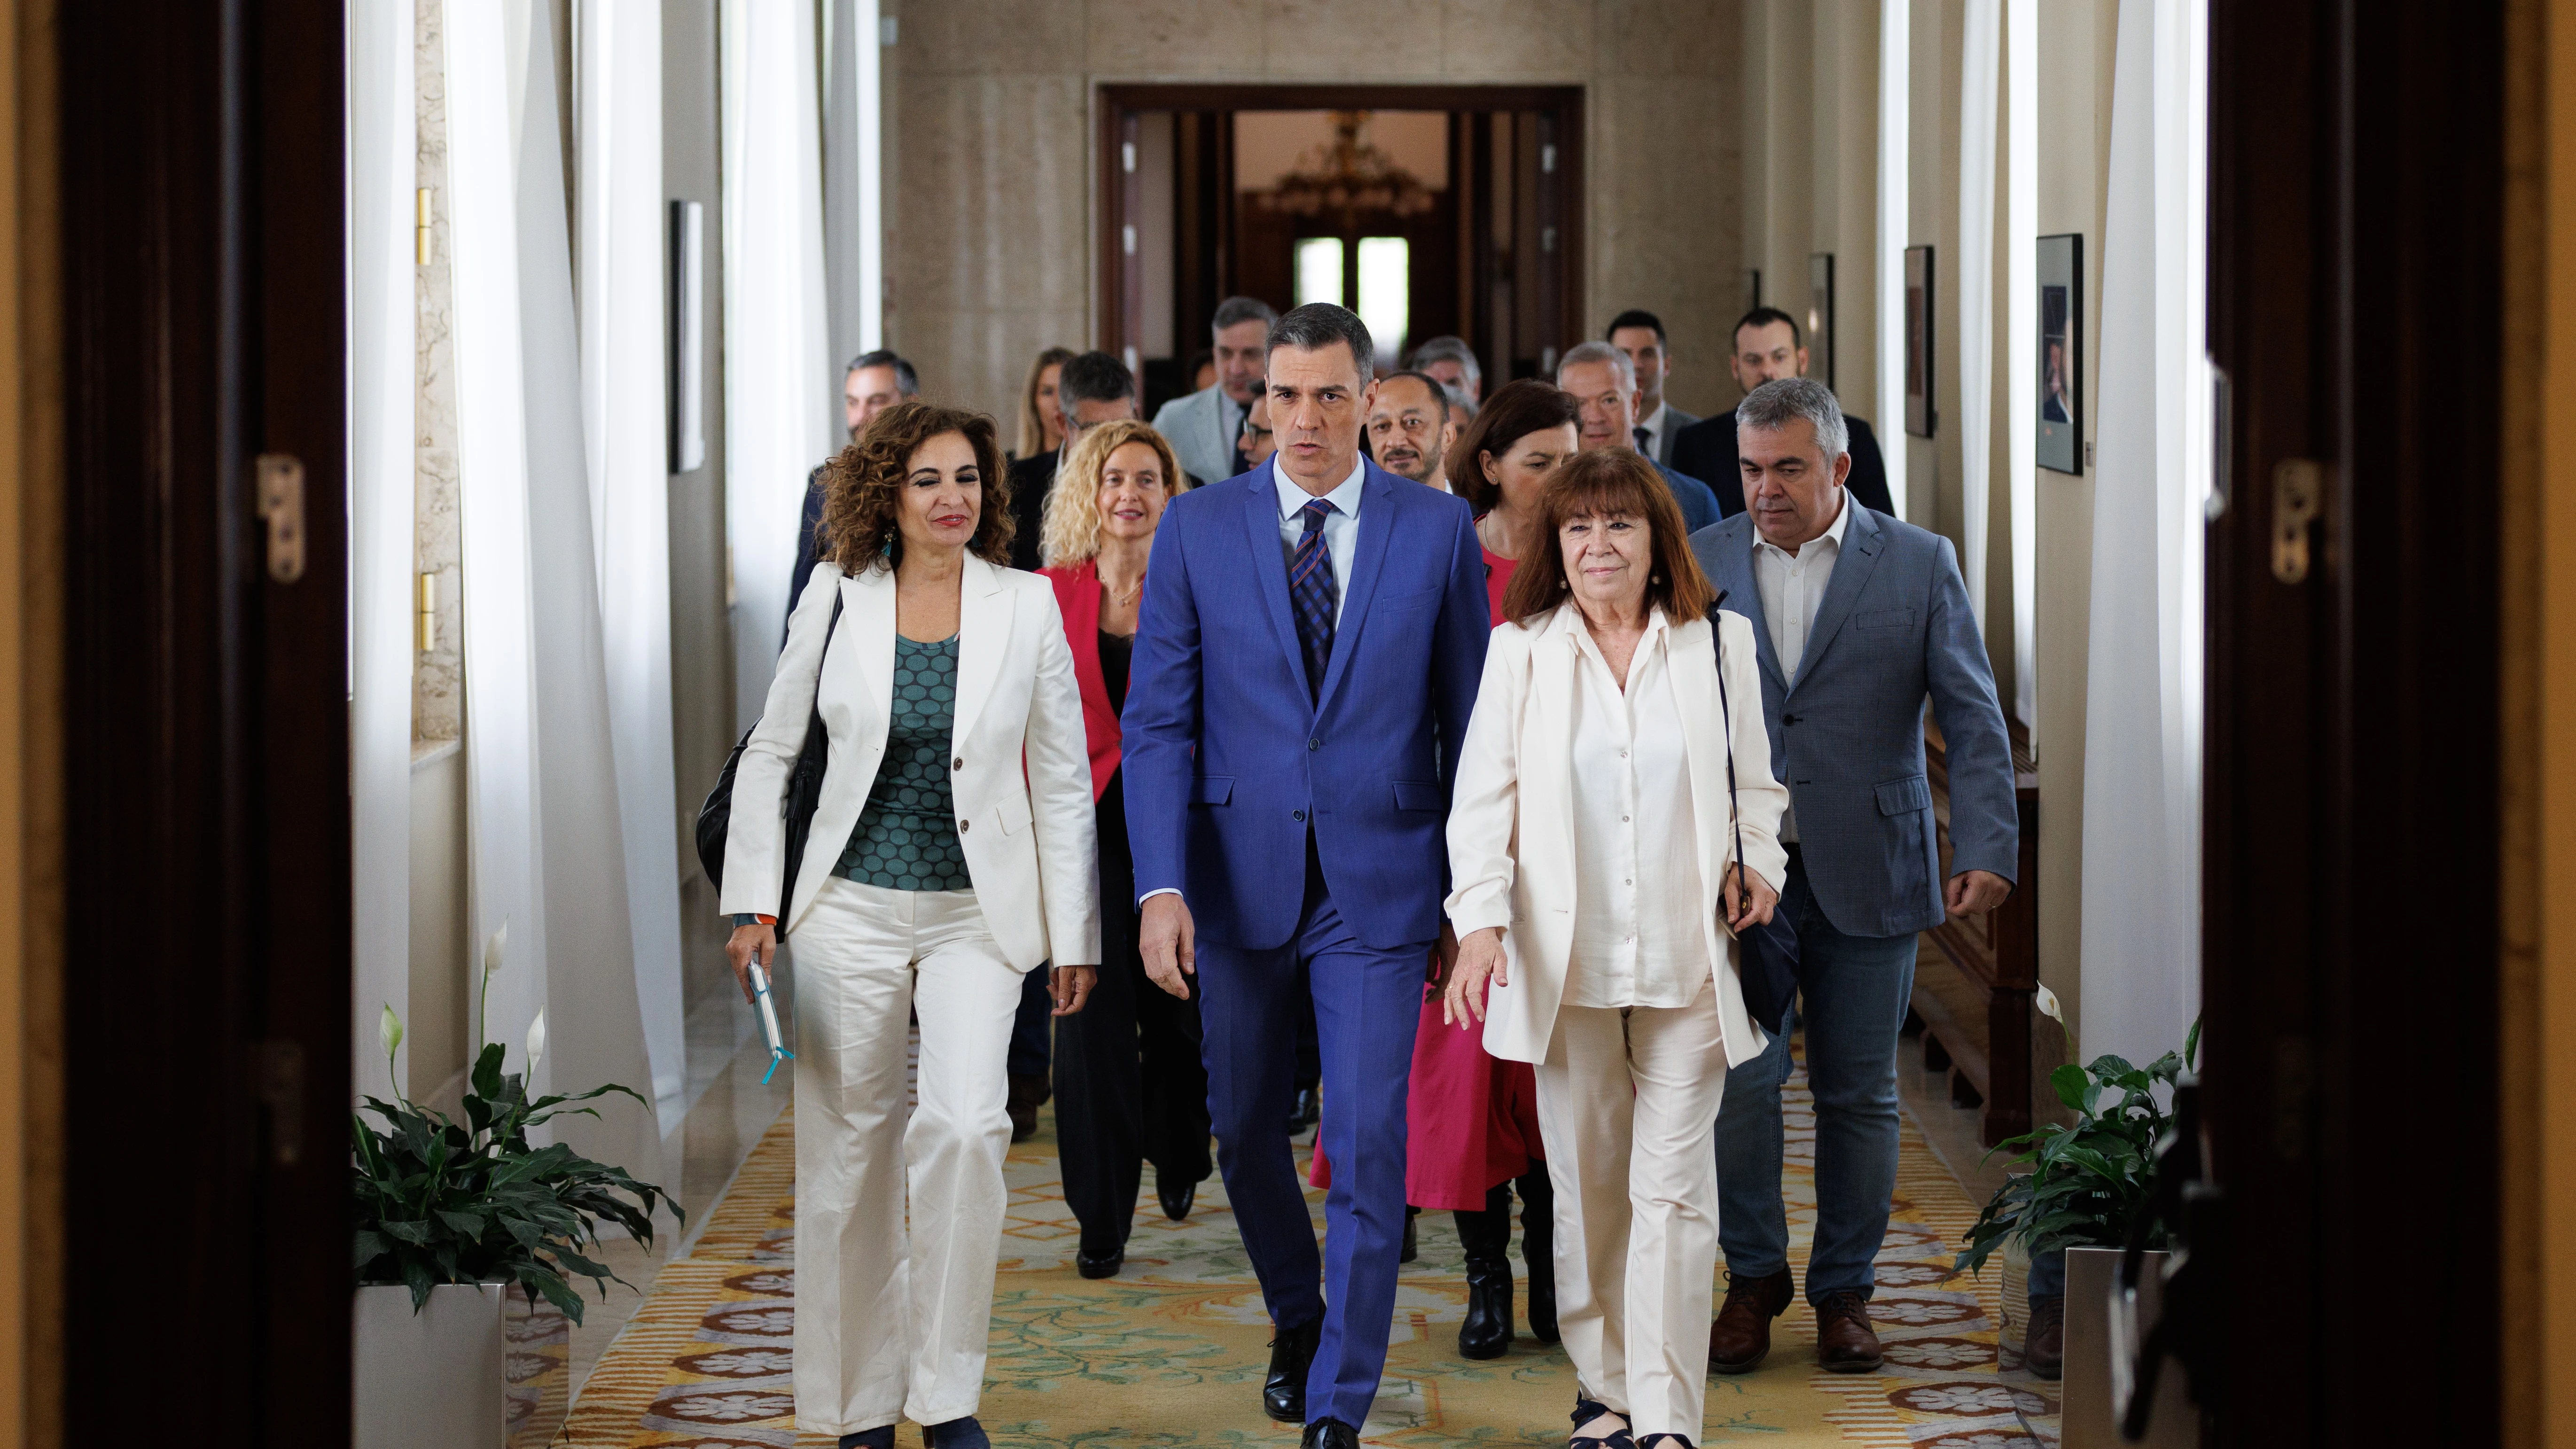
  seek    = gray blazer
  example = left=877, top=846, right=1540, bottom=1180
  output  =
left=1687, top=504, right=2018, bottom=938
left=1652, top=404, right=1702, bottom=467
left=1150, top=383, right=1241, bottom=486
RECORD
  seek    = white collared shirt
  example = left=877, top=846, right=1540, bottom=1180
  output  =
left=1563, top=608, right=1709, bottom=1011
left=1750, top=488, right=1850, bottom=842
left=1638, top=400, right=1672, bottom=461
left=1272, top=452, right=1367, bottom=624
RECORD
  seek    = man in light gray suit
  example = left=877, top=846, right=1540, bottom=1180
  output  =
left=1152, top=295, right=1277, bottom=484
left=1688, top=378, right=2018, bottom=1377
left=1608, top=308, right=1700, bottom=467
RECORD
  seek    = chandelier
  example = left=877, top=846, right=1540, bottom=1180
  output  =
left=1254, top=111, right=1436, bottom=233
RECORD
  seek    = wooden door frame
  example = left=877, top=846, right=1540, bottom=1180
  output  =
left=55, top=2, right=351, bottom=1442
left=1095, top=83, right=1585, bottom=373
left=2203, top=0, right=2501, bottom=1442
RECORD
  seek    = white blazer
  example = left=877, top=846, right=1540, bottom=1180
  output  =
left=719, top=553, right=1102, bottom=973
left=1444, top=602, right=1790, bottom=1069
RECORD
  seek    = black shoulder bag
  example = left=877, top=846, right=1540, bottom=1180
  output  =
left=695, top=592, right=846, bottom=925
left=1709, top=596, right=1802, bottom=1034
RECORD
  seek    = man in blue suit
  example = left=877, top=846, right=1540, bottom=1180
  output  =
left=1687, top=378, right=2018, bottom=1376
left=1124, top=304, right=1490, bottom=1449
left=1557, top=341, right=1724, bottom=530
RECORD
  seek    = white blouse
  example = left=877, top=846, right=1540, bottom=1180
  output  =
left=1563, top=609, right=1708, bottom=1009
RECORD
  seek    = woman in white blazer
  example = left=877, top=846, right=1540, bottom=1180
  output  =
left=722, top=401, right=1101, bottom=1449
left=1438, top=449, right=1788, bottom=1449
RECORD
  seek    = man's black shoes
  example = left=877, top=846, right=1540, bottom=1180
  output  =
left=1264, top=1318, right=1322, bottom=1422
left=1300, top=1418, right=1360, bottom=1449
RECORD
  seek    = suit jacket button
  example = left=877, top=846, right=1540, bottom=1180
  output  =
left=959, top=818, right=971, bottom=833
left=1293, top=810, right=1305, bottom=822
left=953, top=756, right=964, bottom=769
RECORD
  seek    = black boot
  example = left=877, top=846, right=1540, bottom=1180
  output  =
left=1400, top=1206, right=1419, bottom=1263
left=1455, top=1184, right=1514, bottom=1359
left=1516, top=1167, right=1559, bottom=1345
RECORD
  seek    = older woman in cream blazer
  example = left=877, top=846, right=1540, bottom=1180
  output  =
left=723, top=402, right=1099, bottom=1449
left=1440, top=450, right=1788, bottom=1449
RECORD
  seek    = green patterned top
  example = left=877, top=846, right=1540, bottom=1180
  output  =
left=834, top=635, right=973, bottom=891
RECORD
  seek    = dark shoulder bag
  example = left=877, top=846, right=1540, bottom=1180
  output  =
left=1709, top=596, right=1802, bottom=1034
left=695, top=592, right=846, bottom=925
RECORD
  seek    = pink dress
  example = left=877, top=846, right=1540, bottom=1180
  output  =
left=1310, top=545, right=1547, bottom=1210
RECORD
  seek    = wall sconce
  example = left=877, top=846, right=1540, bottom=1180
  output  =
left=417, top=571, right=437, bottom=654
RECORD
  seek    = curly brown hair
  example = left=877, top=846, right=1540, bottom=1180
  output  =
left=822, top=401, right=1015, bottom=574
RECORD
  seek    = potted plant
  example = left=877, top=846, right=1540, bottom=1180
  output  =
left=353, top=993, right=679, bottom=1449
left=1954, top=1021, right=2199, bottom=1448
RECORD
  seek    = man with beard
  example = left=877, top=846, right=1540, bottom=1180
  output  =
left=1363, top=369, right=1458, bottom=489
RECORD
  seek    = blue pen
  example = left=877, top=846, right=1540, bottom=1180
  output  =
left=748, top=960, right=794, bottom=1085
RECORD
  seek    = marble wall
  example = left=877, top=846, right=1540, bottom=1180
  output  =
left=885, top=0, right=1747, bottom=424
left=415, top=0, right=461, bottom=742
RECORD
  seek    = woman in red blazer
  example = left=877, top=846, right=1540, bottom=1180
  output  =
left=1036, top=418, right=1207, bottom=1280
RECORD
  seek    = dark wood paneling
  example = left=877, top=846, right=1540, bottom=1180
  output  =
left=2202, top=0, right=2500, bottom=1442
left=57, top=1, right=351, bottom=1442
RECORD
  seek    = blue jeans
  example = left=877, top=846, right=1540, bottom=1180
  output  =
left=1714, top=850, right=1918, bottom=1303
left=2028, top=1247, right=2065, bottom=1300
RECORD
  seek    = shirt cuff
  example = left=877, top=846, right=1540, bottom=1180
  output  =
left=1138, top=888, right=1183, bottom=907
left=1444, top=887, right=1512, bottom=940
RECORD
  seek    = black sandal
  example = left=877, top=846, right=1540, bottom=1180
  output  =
left=1570, top=1397, right=1634, bottom=1449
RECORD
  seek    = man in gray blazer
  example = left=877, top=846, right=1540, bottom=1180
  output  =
left=1152, top=295, right=1277, bottom=485
left=1687, top=378, right=2018, bottom=1377
left=1607, top=308, right=1700, bottom=467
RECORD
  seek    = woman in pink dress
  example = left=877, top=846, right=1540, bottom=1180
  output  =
left=1315, top=379, right=1585, bottom=1359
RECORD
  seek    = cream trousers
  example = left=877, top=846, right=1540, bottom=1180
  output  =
left=1534, top=983, right=1731, bottom=1443
left=788, top=877, right=1024, bottom=1435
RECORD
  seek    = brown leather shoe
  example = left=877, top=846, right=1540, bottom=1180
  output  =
left=2023, top=1294, right=2065, bottom=1380
left=1814, top=1291, right=1884, bottom=1372
left=1708, top=1268, right=1794, bottom=1374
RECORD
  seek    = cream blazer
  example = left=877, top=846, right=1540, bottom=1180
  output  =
left=719, top=553, right=1101, bottom=973
left=1444, top=603, right=1790, bottom=1068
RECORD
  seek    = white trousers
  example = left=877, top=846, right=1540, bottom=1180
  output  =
left=1533, top=984, right=1730, bottom=1442
left=789, top=877, right=1025, bottom=1434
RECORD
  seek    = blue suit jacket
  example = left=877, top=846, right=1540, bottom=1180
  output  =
left=1656, top=458, right=1724, bottom=532
left=1687, top=504, right=2018, bottom=938
left=1124, top=460, right=1491, bottom=951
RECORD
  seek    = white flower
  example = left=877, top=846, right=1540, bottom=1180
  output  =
left=379, top=1004, right=404, bottom=1060
left=484, top=919, right=509, bottom=979
left=524, top=1009, right=547, bottom=1074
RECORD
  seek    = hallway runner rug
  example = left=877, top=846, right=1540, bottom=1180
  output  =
left=561, top=1047, right=2057, bottom=1447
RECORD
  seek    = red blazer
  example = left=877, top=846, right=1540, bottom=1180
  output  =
left=1040, top=561, right=1121, bottom=801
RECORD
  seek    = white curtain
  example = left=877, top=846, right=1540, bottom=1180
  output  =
left=2004, top=0, right=2038, bottom=739
left=1875, top=0, right=1910, bottom=521
left=1955, top=0, right=2000, bottom=630
left=446, top=0, right=660, bottom=1167
left=723, top=0, right=835, bottom=731
left=348, top=0, right=415, bottom=1105
left=823, top=0, right=883, bottom=367
left=574, top=0, right=688, bottom=1115
left=2079, top=0, right=2209, bottom=1067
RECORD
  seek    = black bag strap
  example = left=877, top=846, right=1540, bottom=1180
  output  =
left=1709, top=594, right=1750, bottom=916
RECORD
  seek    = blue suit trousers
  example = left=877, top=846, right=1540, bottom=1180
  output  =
left=1195, top=843, right=1427, bottom=1430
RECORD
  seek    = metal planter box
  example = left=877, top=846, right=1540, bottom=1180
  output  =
left=352, top=1283, right=507, bottom=1449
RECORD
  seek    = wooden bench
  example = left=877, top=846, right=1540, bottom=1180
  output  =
left=1907, top=717, right=2040, bottom=1147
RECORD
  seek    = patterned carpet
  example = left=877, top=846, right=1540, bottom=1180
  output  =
left=562, top=1045, right=2055, bottom=1448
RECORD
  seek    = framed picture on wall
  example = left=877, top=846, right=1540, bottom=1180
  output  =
left=2037, top=233, right=2083, bottom=473
left=1905, top=244, right=1936, bottom=438
left=1807, top=252, right=1835, bottom=390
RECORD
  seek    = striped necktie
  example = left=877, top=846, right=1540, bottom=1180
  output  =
left=1289, top=497, right=1339, bottom=698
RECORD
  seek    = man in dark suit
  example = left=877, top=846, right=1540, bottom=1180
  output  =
left=1672, top=307, right=1895, bottom=519
left=1606, top=308, right=1700, bottom=467
left=787, top=350, right=918, bottom=622
left=1008, top=350, right=1144, bottom=571
left=1556, top=341, right=1724, bottom=530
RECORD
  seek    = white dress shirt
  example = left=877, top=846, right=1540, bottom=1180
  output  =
left=1272, top=452, right=1367, bottom=624
left=1750, top=488, right=1850, bottom=841
left=1638, top=400, right=1672, bottom=462
left=1562, top=609, right=1708, bottom=1010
